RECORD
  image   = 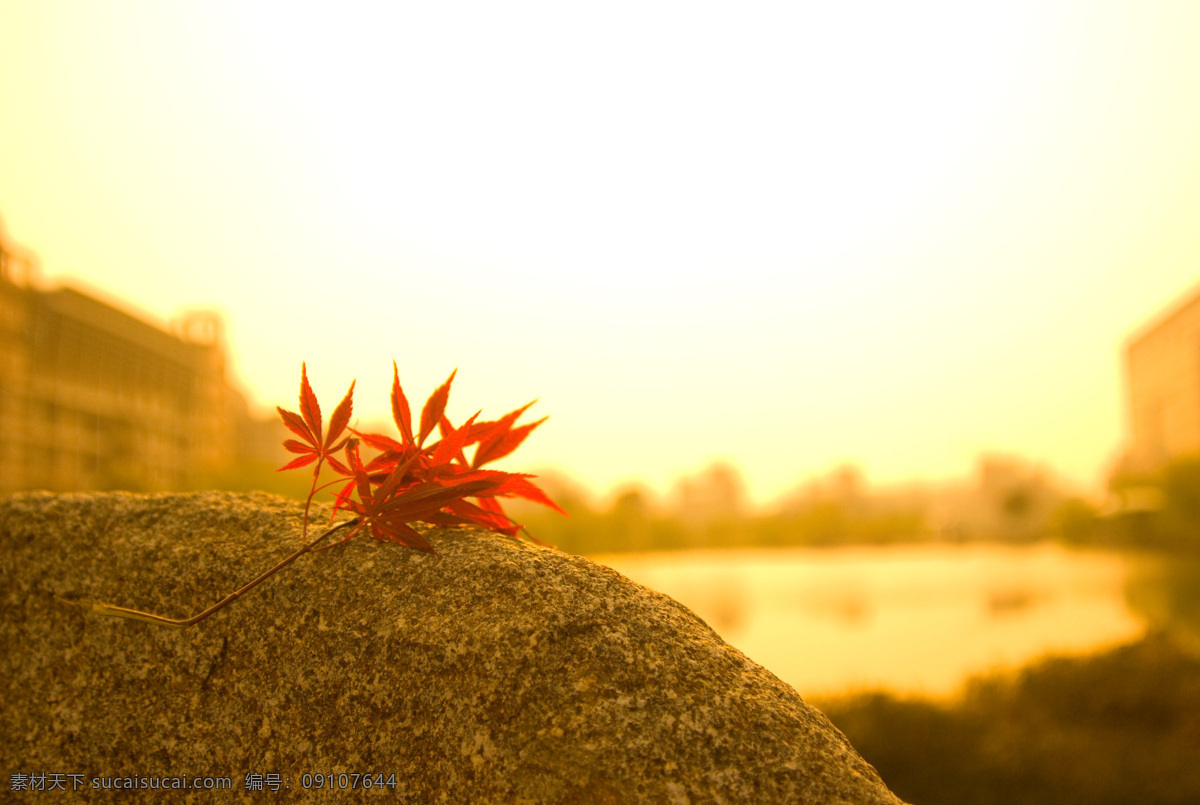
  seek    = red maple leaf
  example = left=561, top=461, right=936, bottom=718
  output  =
left=280, top=362, right=565, bottom=553
left=334, top=439, right=501, bottom=554
left=471, top=403, right=548, bottom=469
left=277, top=363, right=355, bottom=476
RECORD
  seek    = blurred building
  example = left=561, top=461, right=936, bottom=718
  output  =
left=0, top=232, right=259, bottom=494
left=1122, top=283, right=1200, bottom=476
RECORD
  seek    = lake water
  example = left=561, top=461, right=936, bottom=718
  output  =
left=596, top=542, right=1163, bottom=700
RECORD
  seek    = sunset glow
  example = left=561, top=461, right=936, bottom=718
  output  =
left=3, top=1, right=1200, bottom=505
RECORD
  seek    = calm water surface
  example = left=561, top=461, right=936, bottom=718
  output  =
left=597, top=543, right=1157, bottom=700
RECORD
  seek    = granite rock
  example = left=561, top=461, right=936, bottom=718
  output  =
left=1, top=491, right=906, bottom=804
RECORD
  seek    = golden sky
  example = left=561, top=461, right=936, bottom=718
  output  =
left=3, top=1, right=1199, bottom=505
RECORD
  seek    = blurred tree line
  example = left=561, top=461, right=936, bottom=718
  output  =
left=506, top=463, right=932, bottom=555
left=505, top=458, right=1106, bottom=556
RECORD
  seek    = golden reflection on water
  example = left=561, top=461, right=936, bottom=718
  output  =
left=598, top=543, right=1146, bottom=700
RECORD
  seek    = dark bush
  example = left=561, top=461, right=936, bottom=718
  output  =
left=817, top=634, right=1200, bottom=805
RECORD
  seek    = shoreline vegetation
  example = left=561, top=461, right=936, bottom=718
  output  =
left=814, top=632, right=1200, bottom=805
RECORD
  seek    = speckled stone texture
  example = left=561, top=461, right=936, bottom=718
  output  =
left=1, top=491, right=906, bottom=804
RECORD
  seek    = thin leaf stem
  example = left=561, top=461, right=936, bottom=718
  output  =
left=302, top=458, right=324, bottom=539
left=88, top=517, right=360, bottom=629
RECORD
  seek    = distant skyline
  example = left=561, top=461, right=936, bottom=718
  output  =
left=3, top=2, right=1200, bottom=505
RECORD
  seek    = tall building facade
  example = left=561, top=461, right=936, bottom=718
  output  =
left=1123, top=283, right=1200, bottom=476
left=0, top=234, right=251, bottom=494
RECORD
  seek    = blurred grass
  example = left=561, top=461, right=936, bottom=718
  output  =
left=814, top=633, right=1200, bottom=805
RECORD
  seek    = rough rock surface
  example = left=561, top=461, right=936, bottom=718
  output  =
left=1, top=491, right=906, bottom=804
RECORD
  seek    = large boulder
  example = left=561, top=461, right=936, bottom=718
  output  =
left=1, top=491, right=906, bottom=804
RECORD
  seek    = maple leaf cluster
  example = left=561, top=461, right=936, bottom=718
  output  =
left=277, top=362, right=565, bottom=554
